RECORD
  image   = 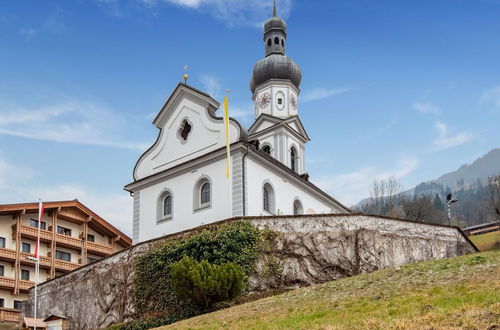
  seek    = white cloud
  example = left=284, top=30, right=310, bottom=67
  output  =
left=19, top=27, right=37, bottom=41
left=412, top=102, right=441, bottom=115
left=31, top=185, right=132, bottom=236
left=301, top=87, right=352, bottom=103
left=199, top=74, right=222, bottom=99
left=138, top=0, right=292, bottom=26
left=0, top=154, right=132, bottom=236
left=315, top=157, right=419, bottom=206
left=432, top=121, right=472, bottom=151
left=480, top=85, right=500, bottom=110
left=0, top=158, right=33, bottom=189
left=0, top=100, right=147, bottom=150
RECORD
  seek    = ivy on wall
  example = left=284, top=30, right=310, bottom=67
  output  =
left=134, top=221, right=261, bottom=315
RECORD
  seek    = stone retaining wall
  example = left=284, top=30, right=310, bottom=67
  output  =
left=23, top=214, right=477, bottom=329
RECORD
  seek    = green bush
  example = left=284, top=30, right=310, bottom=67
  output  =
left=134, top=221, right=260, bottom=314
left=171, top=256, right=245, bottom=307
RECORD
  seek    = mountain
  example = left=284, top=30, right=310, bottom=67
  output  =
left=353, top=148, right=500, bottom=208
left=431, top=148, right=500, bottom=188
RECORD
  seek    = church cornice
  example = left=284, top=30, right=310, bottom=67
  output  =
left=126, top=141, right=350, bottom=213
left=248, top=114, right=310, bottom=142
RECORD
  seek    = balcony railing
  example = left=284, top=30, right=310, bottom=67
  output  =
left=0, top=308, right=21, bottom=323
left=87, top=241, right=113, bottom=255
left=54, top=259, right=80, bottom=272
left=0, top=248, right=16, bottom=262
left=0, top=276, right=15, bottom=290
left=16, top=224, right=53, bottom=241
left=20, top=252, right=52, bottom=268
left=55, top=233, right=82, bottom=249
left=19, top=279, right=35, bottom=291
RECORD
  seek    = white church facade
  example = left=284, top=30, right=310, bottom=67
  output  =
left=124, top=4, right=350, bottom=243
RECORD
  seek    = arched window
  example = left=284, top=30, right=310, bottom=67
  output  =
left=263, top=183, right=275, bottom=214
left=194, top=177, right=212, bottom=211
left=163, top=194, right=172, bottom=217
left=274, top=37, right=279, bottom=44
left=267, top=38, right=271, bottom=46
left=293, top=200, right=303, bottom=215
left=281, top=39, right=284, bottom=47
left=157, top=189, right=173, bottom=223
left=262, top=145, right=271, bottom=155
left=201, top=182, right=210, bottom=205
left=290, top=147, right=298, bottom=172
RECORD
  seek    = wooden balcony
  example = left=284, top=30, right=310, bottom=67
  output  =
left=19, top=279, right=35, bottom=292
left=15, top=224, right=53, bottom=242
left=20, top=252, right=52, bottom=269
left=87, top=241, right=113, bottom=256
left=0, top=248, right=16, bottom=262
left=0, top=276, right=15, bottom=291
left=0, top=308, right=21, bottom=323
left=55, top=233, right=82, bottom=250
left=54, top=259, right=80, bottom=272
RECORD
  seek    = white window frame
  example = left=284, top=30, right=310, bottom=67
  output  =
left=193, top=176, right=212, bottom=212
left=157, top=189, right=174, bottom=223
left=262, top=181, right=275, bottom=215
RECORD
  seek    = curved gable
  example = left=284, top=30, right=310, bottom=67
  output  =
left=133, top=84, right=246, bottom=181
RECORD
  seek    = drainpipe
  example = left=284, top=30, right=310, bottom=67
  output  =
left=241, top=144, right=250, bottom=216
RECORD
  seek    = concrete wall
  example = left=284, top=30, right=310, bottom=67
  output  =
left=23, top=214, right=477, bottom=329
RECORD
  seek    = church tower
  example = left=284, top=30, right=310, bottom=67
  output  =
left=248, top=1, right=308, bottom=175
left=250, top=1, right=302, bottom=119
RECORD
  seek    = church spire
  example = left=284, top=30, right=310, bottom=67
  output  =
left=273, top=0, right=277, bottom=17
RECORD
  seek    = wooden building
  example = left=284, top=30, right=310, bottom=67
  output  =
left=0, top=200, right=131, bottom=329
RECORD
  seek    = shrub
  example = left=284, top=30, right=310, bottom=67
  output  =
left=134, top=221, right=260, bottom=314
left=171, top=256, right=245, bottom=307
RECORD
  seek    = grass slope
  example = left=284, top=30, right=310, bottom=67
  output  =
left=470, top=231, right=500, bottom=252
left=158, top=251, right=500, bottom=330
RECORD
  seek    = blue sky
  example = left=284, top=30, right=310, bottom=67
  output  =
left=1, top=0, right=499, bottom=235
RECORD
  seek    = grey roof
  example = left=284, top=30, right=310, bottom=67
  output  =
left=250, top=54, right=302, bottom=93
left=264, top=16, right=287, bottom=34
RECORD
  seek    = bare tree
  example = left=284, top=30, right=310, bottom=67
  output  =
left=485, top=175, right=500, bottom=221
left=367, top=175, right=405, bottom=217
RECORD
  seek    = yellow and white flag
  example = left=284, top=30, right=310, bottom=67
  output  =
left=223, top=94, right=230, bottom=179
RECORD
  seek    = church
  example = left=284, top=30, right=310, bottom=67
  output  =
left=124, top=3, right=350, bottom=243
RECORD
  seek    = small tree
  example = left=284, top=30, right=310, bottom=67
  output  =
left=485, top=175, right=500, bottom=221
left=170, top=256, right=245, bottom=308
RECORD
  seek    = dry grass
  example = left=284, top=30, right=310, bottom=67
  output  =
left=156, top=251, right=500, bottom=330
left=470, top=231, right=500, bottom=252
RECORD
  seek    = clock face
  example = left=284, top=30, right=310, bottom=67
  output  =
left=290, top=95, right=297, bottom=110
left=258, top=93, right=271, bottom=109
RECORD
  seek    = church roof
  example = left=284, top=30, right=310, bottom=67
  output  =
left=248, top=113, right=310, bottom=141
left=250, top=0, right=301, bottom=93
left=249, top=144, right=350, bottom=212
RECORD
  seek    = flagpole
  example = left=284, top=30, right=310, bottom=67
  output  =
left=33, top=199, right=43, bottom=330
left=224, top=90, right=232, bottom=218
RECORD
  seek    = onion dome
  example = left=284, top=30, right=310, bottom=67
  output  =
left=250, top=0, right=302, bottom=94
left=250, top=55, right=302, bottom=93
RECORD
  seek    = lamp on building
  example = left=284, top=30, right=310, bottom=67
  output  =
left=446, top=193, right=458, bottom=226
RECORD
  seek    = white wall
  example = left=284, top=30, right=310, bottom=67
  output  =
left=0, top=289, right=28, bottom=309
left=135, top=91, right=241, bottom=180
left=0, top=216, right=16, bottom=249
left=246, top=157, right=338, bottom=216
left=137, top=158, right=232, bottom=242
left=258, top=129, right=305, bottom=174
left=254, top=81, right=299, bottom=119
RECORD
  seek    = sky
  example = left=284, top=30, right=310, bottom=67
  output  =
left=1, top=0, right=499, bottom=236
